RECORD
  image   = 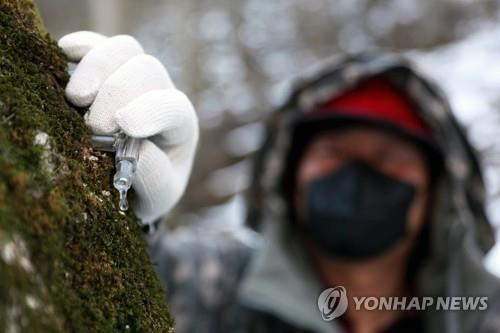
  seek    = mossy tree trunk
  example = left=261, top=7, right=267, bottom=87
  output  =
left=0, top=0, right=174, bottom=331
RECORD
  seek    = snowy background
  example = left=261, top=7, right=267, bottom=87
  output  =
left=37, top=0, right=500, bottom=274
left=411, top=26, right=500, bottom=275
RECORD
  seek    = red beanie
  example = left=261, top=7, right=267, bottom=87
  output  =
left=310, top=78, right=432, bottom=139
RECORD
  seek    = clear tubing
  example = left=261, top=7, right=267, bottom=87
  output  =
left=113, top=135, right=141, bottom=212
left=90, top=132, right=141, bottom=212
left=114, top=159, right=134, bottom=211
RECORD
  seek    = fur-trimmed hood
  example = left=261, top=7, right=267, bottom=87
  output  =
left=241, top=53, right=500, bottom=333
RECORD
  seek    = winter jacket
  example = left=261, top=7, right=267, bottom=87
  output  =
left=148, top=53, right=500, bottom=333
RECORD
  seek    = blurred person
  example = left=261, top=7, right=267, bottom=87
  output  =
left=58, top=31, right=500, bottom=333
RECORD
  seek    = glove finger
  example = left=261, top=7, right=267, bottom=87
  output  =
left=58, top=31, right=107, bottom=62
left=132, top=140, right=190, bottom=223
left=85, top=54, right=174, bottom=134
left=115, top=89, right=197, bottom=141
left=65, top=35, right=144, bottom=107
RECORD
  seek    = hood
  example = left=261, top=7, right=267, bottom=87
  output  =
left=248, top=52, right=493, bottom=252
left=241, top=53, right=500, bottom=333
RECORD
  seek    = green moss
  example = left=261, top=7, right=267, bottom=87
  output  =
left=0, top=0, right=174, bottom=331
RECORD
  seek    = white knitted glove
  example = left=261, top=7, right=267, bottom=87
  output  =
left=58, top=31, right=199, bottom=224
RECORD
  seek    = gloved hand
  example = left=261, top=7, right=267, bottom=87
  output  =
left=58, top=31, right=199, bottom=224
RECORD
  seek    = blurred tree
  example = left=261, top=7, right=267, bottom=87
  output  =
left=0, top=0, right=173, bottom=331
left=155, top=0, right=500, bottom=223
left=35, top=0, right=500, bottom=227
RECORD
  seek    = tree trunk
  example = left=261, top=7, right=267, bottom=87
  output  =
left=0, top=0, right=174, bottom=331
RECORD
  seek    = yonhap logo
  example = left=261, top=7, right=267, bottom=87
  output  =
left=317, top=286, right=348, bottom=320
left=317, top=287, right=488, bottom=321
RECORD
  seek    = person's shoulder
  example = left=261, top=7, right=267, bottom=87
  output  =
left=149, top=223, right=262, bottom=332
left=150, top=222, right=261, bottom=291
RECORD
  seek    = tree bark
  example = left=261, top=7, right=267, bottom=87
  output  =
left=0, top=0, right=174, bottom=331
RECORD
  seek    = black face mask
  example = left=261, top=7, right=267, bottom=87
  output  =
left=302, top=160, right=416, bottom=260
